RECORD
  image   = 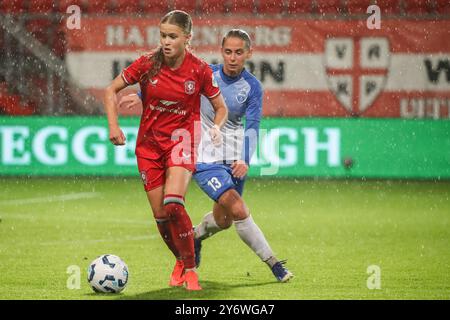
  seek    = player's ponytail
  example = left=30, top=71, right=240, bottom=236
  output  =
left=145, top=10, right=193, bottom=80
left=143, top=47, right=164, bottom=81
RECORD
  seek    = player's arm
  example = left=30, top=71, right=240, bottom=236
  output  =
left=104, top=75, right=128, bottom=145
left=201, top=64, right=228, bottom=146
left=209, top=93, right=228, bottom=129
left=107, top=55, right=149, bottom=145
left=207, top=94, right=228, bottom=146
left=118, top=92, right=142, bottom=110
left=232, top=83, right=263, bottom=179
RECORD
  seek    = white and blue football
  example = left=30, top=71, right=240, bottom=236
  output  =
left=87, top=254, right=129, bottom=293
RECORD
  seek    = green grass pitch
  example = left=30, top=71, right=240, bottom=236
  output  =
left=0, top=177, right=449, bottom=300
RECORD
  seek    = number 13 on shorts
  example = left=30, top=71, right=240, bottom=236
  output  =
left=207, top=177, right=222, bottom=191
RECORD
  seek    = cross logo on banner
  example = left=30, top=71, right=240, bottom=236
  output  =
left=325, top=37, right=390, bottom=115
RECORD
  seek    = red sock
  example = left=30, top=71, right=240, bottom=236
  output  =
left=155, top=218, right=180, bottom=259
left=164, top=202, right=195, bottom=269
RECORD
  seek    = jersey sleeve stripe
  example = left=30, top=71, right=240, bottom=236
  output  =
left=121, top=71, right=131, bottom=85
left=206, top=90, right=221, bottom=99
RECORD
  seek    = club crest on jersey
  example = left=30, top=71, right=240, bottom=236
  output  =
left=325, top=37, right=390, bottom=115
left=236, top=90, right=248, bottom=104
left=184, top=80, right=196, bottom=95
left=140, top=170, right=147, bottom=185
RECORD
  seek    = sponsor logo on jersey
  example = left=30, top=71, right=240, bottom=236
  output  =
left=159, top=100, right=178, bottom=107
left=185, top=80, right=196, bottom=95
left=150, top=103, right=187, bottom=115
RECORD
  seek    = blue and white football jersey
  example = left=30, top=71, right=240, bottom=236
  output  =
left=197, top=64, right=263, bottom=164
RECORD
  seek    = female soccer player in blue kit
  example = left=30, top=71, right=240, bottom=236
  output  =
left=120, top=29, right=293, bottom=283
left=193, top=29, right=293, bottom=282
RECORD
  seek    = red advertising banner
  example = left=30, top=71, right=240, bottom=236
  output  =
left=65, top=18, right=450, bottom=119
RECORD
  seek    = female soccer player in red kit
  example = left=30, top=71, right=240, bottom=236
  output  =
left=103, top=10, right=228, bottom=291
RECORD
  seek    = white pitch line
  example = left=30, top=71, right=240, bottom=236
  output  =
left=0, top=212, right=153, bottom=226
left=39, top=234, right=159, bottom=246
left=0, top=192, right=101, bottom=206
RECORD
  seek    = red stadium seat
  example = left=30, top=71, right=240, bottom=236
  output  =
left=199, top=0, right=227, bottom=14
left=27, top=0, right=56, bottom=13
left=0, top=0, right=26, bottom=14
left=140, top=0, right=170, bottom=14
left=113, top=0, right=141, bottom=14
left=373, top=0, right=403, bottom=15
left=345, top=0, right=372, bottom=14
left=52, top=27, right=67, bottom=58
left=172, top=0, right=197, bottom=14
left=32, top=76, right=47, bottom=93
left=286, top=0, right=314, bottom=14
left=435, top=0, right=450, bottom=14
left=403, top=0, right=435, bottom=14
left=258, top=0, right=285, bottom=15
left=226, top=0, right=255, bottom=14
left=85, top=0, right=111, bottom=14
left=0, top=94, right=35, bottom=116
left=0, top=81, right=8, bottom=94
left=316, top=0, right=345, bottom=15
left=20, top=100, right=37, bottom=115
left=26, top=19, right=53, bottom=45
left=58, top=0, right=88, bottom=13
left=0, top=95, right=20, bottom=114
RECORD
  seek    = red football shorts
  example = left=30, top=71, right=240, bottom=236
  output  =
left=136, top=147, right=196, bottom=192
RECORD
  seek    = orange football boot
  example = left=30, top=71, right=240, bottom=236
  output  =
left=184, top=269, right=202, bottom=291
left=169, top=260, right=185, bottom=287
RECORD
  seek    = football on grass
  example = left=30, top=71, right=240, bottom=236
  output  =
left=87, top=254, right=129, bottom=293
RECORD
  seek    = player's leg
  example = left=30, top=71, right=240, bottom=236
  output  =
left=212, top=202, right=234, bottom=228
left=217, top=189, right=273, bottom=262
left=192, top=201, right=234, bottom=267
left=218, top=189, right=294, bottom=282
left=138, top=157, right=180, bottom=257
left=137, top=157, right=186, bottom=287
left=194, top=189, right=247, bottom=240
left=164, top=166, right=201, bottom=290
left=195, top=188, right=275, bottom=266
left=144, top=186, right=187, bottom=287
left=195, top=202, right=232, bottom=241
left=193, top=163, right=235, bottom=240
left=145, top=185, right=180, bottom=258
left=192, top=163, right=238, bottom=266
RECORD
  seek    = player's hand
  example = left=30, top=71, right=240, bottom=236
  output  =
left=118, top=93, right=141, bottom=110
left=109, top=125, right=126, bottom=145
left=209, top=124, right=223, bottom=147
left=231, top=160, right=248, bottom=179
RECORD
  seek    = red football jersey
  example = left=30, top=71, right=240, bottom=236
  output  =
left=121, top=50, right=220, bottom=160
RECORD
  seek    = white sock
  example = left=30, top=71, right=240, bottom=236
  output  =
left=234, top=215, right=275, bottom=263
left=194, top=211, right=222, bottom=240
